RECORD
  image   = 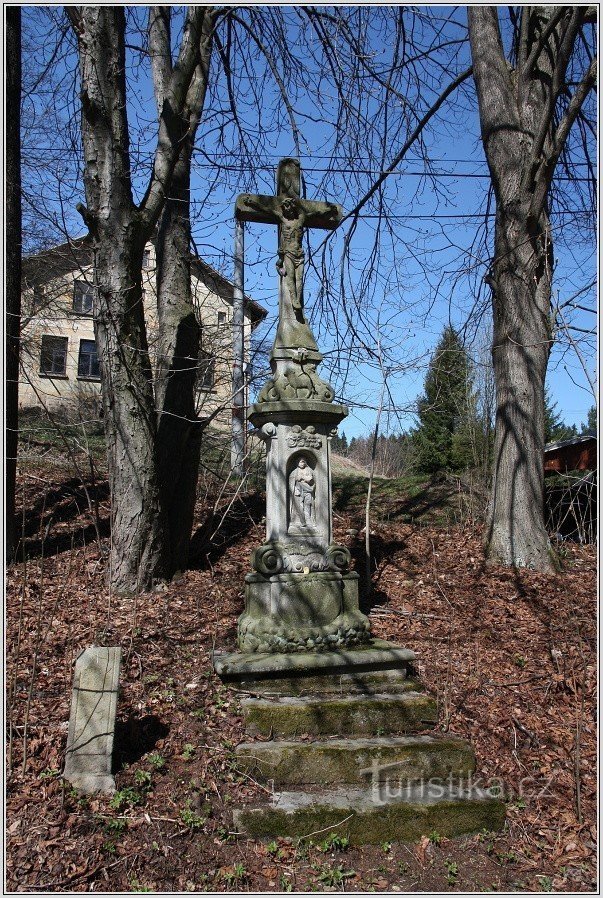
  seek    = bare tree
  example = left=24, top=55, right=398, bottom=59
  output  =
left=468, top=6, right=597, bottom=569
left=66, top=7, right=216, bottom=591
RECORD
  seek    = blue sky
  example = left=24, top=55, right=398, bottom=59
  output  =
left=22, top=6, right=597, bottom=440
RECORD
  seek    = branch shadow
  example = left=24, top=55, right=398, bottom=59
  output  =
left=188, top=490, right=265, bottom=569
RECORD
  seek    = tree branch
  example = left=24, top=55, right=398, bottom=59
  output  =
left=139, top=7, right=217, bottom=233
left=148, top=6, right=172, bottom=113
left=528, top=56, right=597, bottom=221
left=229, top=10, right=301, bottom=159
left=468, top=7, right=519, bottom=143
left=523, top=7, right=568, bottom=78
left=341, top=66, right=473, bottom=223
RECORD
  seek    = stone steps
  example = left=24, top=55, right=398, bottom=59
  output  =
left=234, top=783, right=506, bottom=844
left=241, top=691, right=438, bottom=738
left=235, top=733, right=475, bottom=787
left=217, top=640, right=506, bottom=843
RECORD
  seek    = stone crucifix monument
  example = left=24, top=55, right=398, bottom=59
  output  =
left=214, top=160, right=505, bottom=844
left=234, top=158, right=371, bottom=654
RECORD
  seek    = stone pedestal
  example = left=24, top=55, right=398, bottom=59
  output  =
left=237, top=395, right=370, bottom=653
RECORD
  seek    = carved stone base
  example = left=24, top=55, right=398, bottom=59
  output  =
left=238, top=571, right=371, bottom=654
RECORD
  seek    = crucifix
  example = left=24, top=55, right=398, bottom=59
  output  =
left=235, top=159, right=342, bottom=353
left=229, top=158, right=371, bottom=656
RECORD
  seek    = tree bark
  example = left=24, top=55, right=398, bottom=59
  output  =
left=6, top=6, right=22, bottom=563
left=486, top=206, right=554, bottom=568
left=468, top=6, right=594, bottom=570
left=69, top=8, right=166, bottom=592
left=154, top=143, right=203, bottom=574
left=151, top=8, right=214, bottom=574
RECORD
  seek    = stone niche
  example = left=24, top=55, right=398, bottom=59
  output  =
left=238, top=403, right=371, bottom=654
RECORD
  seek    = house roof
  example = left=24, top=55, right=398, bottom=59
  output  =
left=22, top=237, right=267, bottom=324
left=544, top=434, right=596, bottom=453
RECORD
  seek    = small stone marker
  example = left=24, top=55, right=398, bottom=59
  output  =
left=64, top=646, right=121, bottom=794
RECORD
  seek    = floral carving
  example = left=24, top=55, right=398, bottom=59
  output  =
left=287, top=425, right=322, bottom=450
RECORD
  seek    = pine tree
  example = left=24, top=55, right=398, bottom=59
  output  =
left=331, top=430, right=349, bottom=455
left=414, top=327, right=476, bottom=474
left=544, top=389, right=578, bottom=443
left=581, top=405, right=596, bottom=436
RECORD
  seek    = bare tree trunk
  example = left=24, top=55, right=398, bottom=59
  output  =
left=94, top=240, right=167, bottom=591
left=231, top=219, right=246, bottom=477
left=6, top=7, right=22, bottom=563
left=68, top=6, right=213, bottom=591
left=155, top=144, right=202, bottom=574
left=150, top=7, right=214, bottom=574
left=468, top=6, right=594, bottom=570
left=486, top=207, right=555, bottom=568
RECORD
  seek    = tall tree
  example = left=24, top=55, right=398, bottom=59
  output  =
left=66, top=7, right=216, bottom=591
left=414, top=327, right=475, bottom=474
left=6, top=7, right=22, bottom=563
left=581, top=405, right=597, bottom=436
left=468, top=6, right=597, bottom=570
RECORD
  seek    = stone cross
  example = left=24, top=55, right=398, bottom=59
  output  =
left=236, top=159, right=342, bottom=347
left=232, top=158, right=371, bottom=655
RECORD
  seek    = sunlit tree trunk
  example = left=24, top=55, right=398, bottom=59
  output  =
left=68, top=6, right=214, bottom=591
left=469, top=6, right=595, bottom=570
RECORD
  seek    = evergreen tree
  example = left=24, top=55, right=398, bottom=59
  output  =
left=331, top=430, right=349, bottom=455
left=414, top=327, right=475, bottom=473
left=581, top=405, right=597, bottom=436
left=544, top=389, right=578, bottom=443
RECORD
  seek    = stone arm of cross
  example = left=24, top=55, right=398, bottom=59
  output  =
left=235, top=193, right=343, bottom=231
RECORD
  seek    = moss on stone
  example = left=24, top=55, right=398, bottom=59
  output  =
left=235, top=735, right=475, bottom=786
left=235, top=794, right=506, bottom=843
left=242, top=692, right=438, bottom=738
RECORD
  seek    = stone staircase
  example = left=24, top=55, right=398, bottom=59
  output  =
left=214, top=640, right=505, bottom=844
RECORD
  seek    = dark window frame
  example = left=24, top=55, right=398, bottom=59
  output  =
left=39, top=335, right=68, bottom=377
left=73, top=279, right=95, bottom=315
left=77, top=338, right=100, bottom=380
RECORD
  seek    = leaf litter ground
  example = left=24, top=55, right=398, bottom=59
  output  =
left=6, top=464, right=596, bottom=892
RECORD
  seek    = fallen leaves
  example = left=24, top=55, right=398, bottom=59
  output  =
left=5, top=471, right=597, bottom=892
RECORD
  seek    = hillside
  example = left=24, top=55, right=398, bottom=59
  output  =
left=6, top=447, right=596, bottom=892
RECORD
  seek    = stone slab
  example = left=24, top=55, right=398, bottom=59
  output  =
left=214, top=639, right=416, bottom=680
left=230, top=672, right=421, bottom=697
left=242, top=691, right=437, bottom=738
left=249, top=400, right=348, bottom=428
left=235, top=734, right=475, bottom=786
left=63, top=645, right=121, bottom=794
left=234, top=783, right=506, bottom=843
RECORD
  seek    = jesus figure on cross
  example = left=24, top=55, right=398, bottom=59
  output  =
left=235, top=159, right=342, bottom=325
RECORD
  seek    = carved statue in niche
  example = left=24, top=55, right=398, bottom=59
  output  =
left=289, top=457, right=315, bottom=528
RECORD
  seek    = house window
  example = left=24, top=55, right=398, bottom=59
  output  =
left=78, top=339, right=100, bottom=379
left=142, top=248, right=151, bottom=269
left=40, top=335, right=68, bottom=376
left=73, top=279, right=95, bottom=315
left=217, top=311, right=227, bottom=325
left=198, top=351, right=215, bottom=391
